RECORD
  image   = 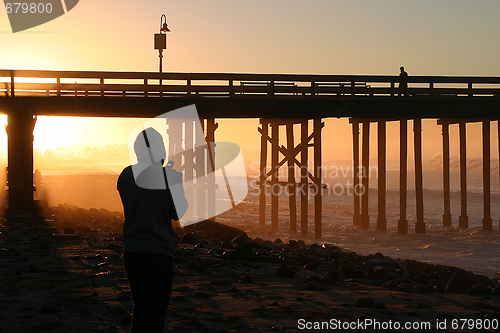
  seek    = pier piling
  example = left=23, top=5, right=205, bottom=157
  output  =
left=195, top=121, right=206, bottom=219
left=352, top=120, right=361, bottom=226
left=482, top=120, right=492, bottom=231
left=271, top=122, right=279, bottom=230
left=377, top=120, right=387, bottom=231
left=360, top=121, right=370, bottom=229
left=259, top=119, right=269, bottom=226
left=205, top=118, right=217, bottom=219
left=313, top=118, right=324, bottom=239
left=184, top=119, right=194, bottom=221
left=6, top=110, right=36, bottom=214
left=398, top=119, right=408, bottom=235
left=286, top=122, right=297, bottom=234
left=441, top=121, right=452, bottom=226
left=459, top=121, right=469, bottom=228
left=414, top=118, right=426, bottom=234
left=300, top=119, right=309, bottom=236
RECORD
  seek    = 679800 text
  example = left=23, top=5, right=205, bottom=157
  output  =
left=5, top=3, right=53, bottom=14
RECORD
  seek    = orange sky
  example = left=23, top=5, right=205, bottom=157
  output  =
left=0, top=0, right=499, bottom=165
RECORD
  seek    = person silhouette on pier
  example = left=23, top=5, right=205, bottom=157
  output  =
left=118, top=127, right=187, bottom=333
left=398, top=66, right=408, bottom=96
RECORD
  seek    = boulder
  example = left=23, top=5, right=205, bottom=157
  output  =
left=355, top=297, right=375, bottom=308
left=473, top=274, right=494, bottom=286
left=183, top=220, right=246, bottom=241
left=324, top=270, right=340, bottom=281
left=321, top=276, right=337, bottom=286
left=180, top=232, right=199, bottom=245
left=396, top=283, right=415, bottom=293
left=470, top=285, right=491, bottom=295
left=277, top=264, right=296, bottom=278
left=63, top=227, right=77, bottom=234
left=445, top=270, right=470, bottom=294
left=339, top=265, right=357, bottom=278
left=232, top=233, right=249, bottom=245
left=304, top=275, right=322, bottom=283
left=354, top=269, right=369, bottom=279
left=235, top=242, right=254, bottom=260
left=306, top=282, right=329, bottom=291
left=382, top=277, right=415, bottom=289
left=413, top=284, right=431, bottom=294
left=370, top=267, right=400, bottom=280
left=304, top=263, right=318, bottom=271
left=363, top=258, right=394, bottom=268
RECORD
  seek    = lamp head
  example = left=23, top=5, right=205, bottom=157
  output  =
left=160, top=22, right=170, bottom=33
left=159, top=14, right=170, bottom=33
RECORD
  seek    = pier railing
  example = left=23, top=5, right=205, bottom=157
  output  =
left=2, top=69, right=500, bottom=98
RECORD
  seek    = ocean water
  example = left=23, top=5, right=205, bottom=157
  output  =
left=38, top=169, right=500, bottom=277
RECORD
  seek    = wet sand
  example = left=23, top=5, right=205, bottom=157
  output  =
left=1, top=207, right=500, bottom=333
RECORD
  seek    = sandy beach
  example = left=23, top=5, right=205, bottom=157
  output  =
left=0, top=205, right=499, bottom=333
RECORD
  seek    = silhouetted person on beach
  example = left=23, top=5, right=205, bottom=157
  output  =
left=117, top=127, right=187, bottom=333
left=398, top=66, right=408, bottom=96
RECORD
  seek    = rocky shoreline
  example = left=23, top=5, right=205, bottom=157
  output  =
left=180, top=219, right=500, bottom=297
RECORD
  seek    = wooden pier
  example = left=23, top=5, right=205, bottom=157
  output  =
left=1, top=69, right=500, bottom=236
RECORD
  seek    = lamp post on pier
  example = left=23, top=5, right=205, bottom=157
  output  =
left=154, top=14, right=170, bottom=96
left=155, top=14, right=170, bottom=73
